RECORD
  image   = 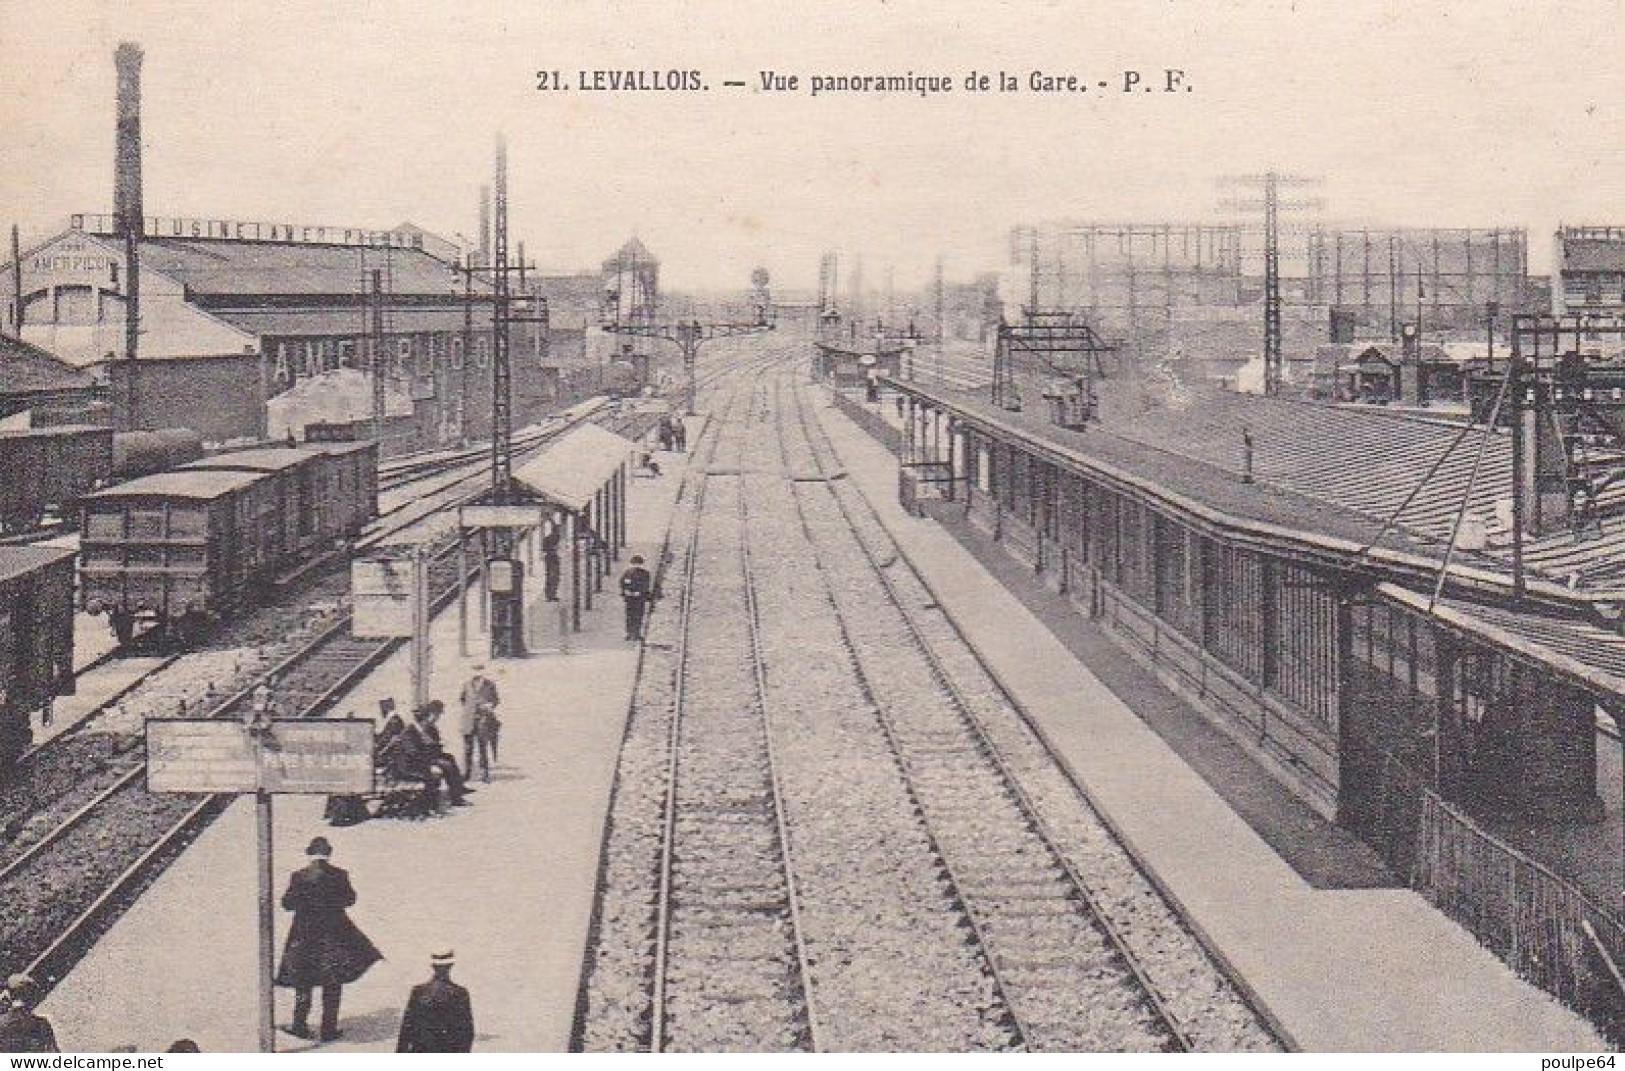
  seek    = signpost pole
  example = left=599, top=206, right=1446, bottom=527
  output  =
left=458, top=528, right=468, bottom=657
left=256, top=787, right=276, bottom=1054
left=412, top=545, right=430, bottom=712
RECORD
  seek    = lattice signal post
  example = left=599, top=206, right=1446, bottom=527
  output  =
left=457, top=134, right=548, bottom=657
left=605, top=302, right=775, bottom=415
left=1219, top=172, right=1324, bottom=396
left=991, top=309, right=1120, bottom=427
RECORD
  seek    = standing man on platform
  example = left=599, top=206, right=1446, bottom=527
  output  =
left=618, top=555, right=654, bottom=641
left=276, top=837, right=383, bottom=1043
left=460, top=666, right=501, bottom=766
left=541, top=528, right=561, bottom=603
left=396, top=950, right=475, bottom=1053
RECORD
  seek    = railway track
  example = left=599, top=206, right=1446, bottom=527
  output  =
left=781, top=369, right=1280, bottom=1050
left=1, top=359, right=777, bottom=999
left=646, top=380, right=818, bottom=1052
left=580, top=344, right=1278, bottom=1051
left=0, top=468, right=492, bottom=992
left=772, top=372, right=1184, bottom=1050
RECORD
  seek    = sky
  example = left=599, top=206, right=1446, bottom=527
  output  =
left=0, top=0, right=1621, bottom=294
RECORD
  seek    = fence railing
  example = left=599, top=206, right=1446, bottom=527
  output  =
left=1414, top=789, right=1625, bottom=1043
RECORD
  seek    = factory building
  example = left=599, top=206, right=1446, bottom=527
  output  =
left=0, top=217, right=511, bottom=451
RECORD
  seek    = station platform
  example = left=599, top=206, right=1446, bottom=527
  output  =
left=814, top=387, right=1605, bottom=1052
left=39, top=442, right=690, bottom=1054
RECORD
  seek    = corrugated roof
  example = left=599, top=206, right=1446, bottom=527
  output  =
left=892, top=379, right=1625, bottom=603
left=208, top=304, right=491, bottom=338
left=0, top=335, right=98, bottom=396
left=88, top=468, right=268, bottom=500
left=0, top=544, right=76, bottom=586
left=141, top=239, right=472, bottom=297
left=1383, top=584, right=1625, bottom=702
left=183, top=447, right=316, bottom=474
left=512, top=423, right=637, bottom=511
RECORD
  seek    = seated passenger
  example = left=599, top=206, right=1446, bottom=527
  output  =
left=416, top=702, right=473, bottom=807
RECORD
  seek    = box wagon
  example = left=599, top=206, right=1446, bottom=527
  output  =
left=0, top=546, right=76, bottom=773
left=80, top=468, right=280, bottom=641
left=0, top=425, right=114, bottom=532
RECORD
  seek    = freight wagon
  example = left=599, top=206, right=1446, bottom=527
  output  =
left=0, top=425, right=114, bottom=532
left=0, top=546, right=76, bottom=772
left=80, top=443, right=379, bottom=642
left=181, top=441, right=378, bottom=562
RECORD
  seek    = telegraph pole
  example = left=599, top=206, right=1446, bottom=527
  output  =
left=9, top=225, right=22, bottom=335
left=370, top=269, right=386, bottom=444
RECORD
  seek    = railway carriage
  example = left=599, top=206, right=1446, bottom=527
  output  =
left=0, top=546, right=77, bottom=772
left=0, top=425, right=115, bottom=532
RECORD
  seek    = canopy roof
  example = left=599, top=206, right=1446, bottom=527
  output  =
left=511, top=423, right=638, bottom=512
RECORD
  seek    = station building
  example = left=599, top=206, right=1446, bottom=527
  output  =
left=1554, top=227, right=1625, bottom=362
left=857, top=364, right=1625, bottom=1031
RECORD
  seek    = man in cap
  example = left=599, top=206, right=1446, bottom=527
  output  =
left=275, top=837, right=382, bottom=1042
left=396, top=950, right=475, bottom=1053
left=618, top=554, right=654, bottom=641
left=0, top=974, right=59, bottom=1053
left=459, top=665, right=501, bottom=767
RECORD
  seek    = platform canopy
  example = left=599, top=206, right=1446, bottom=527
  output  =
left=511, top=423, right=639, bottom=513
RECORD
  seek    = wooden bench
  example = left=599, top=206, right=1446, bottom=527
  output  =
left=324, top=771, right=439, bottom=825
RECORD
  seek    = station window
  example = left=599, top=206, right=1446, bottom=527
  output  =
left=85, top=511, right=124, bottom=541
left=167, top=508, right=208, bottom=538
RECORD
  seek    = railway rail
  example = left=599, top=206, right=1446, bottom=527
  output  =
left=781, top=369, right=1279, bottom=1050
left=580, top=344, right=1279, bottom=1050
left=0, top=358, right=763, bottom=1000
left=646, top=379, right=818, bottom=1052
left=774, top=372, right=1184, bottom=1049
left=0, top=540, right=471, bottom=989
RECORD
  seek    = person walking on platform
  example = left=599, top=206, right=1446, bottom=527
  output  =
left=542, top=529, right=561, bottom=603
left=460, top=666, right=501, bottom=765
left=396, top=950, right=475, bottom=1053
left=673, top=418, right=687, bottom=452
left=275, top=837, right=383, bottom=1043
left=0, top=974, right=59, bottom=1053
left=619, top=555, right=654, bottom=641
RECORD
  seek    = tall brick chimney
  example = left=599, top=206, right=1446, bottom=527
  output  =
left=113, top=43, right=144, bottom=239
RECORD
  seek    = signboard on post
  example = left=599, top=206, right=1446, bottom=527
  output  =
left=351, top=555, right=418, bottom=639
left=145, top=716, right=375, bottom=1053
left=146, top=719, right=375, bottom=794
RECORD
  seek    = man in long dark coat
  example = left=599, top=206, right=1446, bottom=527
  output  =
left=276, top=837, right=382, bottom=1042
left=396, top=950, right=474, bottom=1053
left=0, top=974, right=59, bottom=1053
